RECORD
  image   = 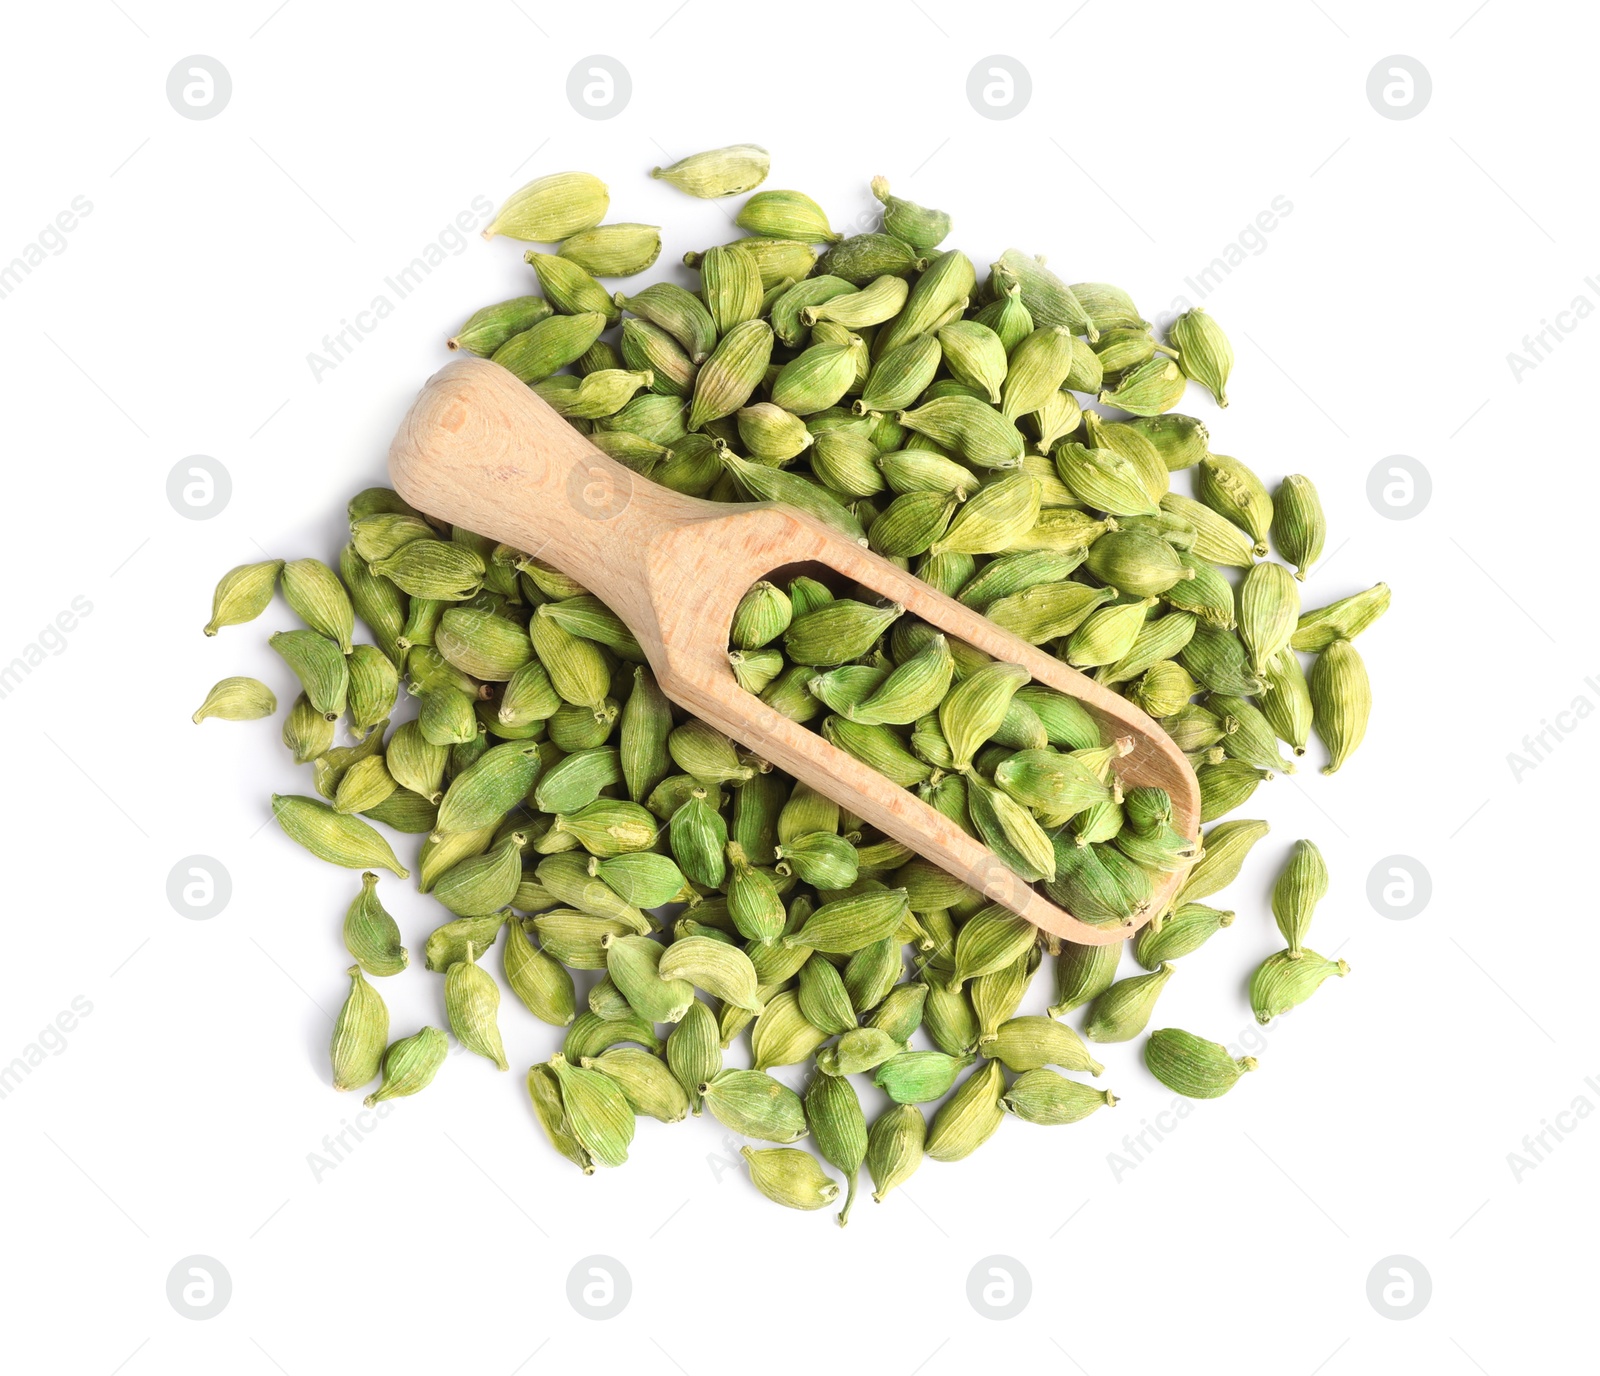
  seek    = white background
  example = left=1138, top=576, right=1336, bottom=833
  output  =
left=0, top=2, right=1592, bottom=1372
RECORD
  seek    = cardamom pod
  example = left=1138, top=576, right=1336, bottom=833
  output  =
left=1144, top=1027, right=1256, bottom=1098
left=330, top=965, right=388, bottom=1092
left=1310, top=638, right=1371, bottom=775
left=1002, top=1069, right=1117, bottom=1125
left=364, top=1025, right=447, bottom=1106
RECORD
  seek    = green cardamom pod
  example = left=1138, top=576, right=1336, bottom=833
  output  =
left=502, top=919, right=576, bottom=1026
left=1098, top=357, right=1186, bottom=416
left=669, top=789, right=728, bottom=888
left=613, top=667, right=669, bottom=806
left=745, top=992, right=825, bottom=1075
left=817, top=232, right=928, bottom=286
left=965, top=774, right=1056, bottom=883
left=492, top=311, right=608, bottom=384
left=1197, top=758, right=1268, bottom=822
left=1066, top=597, right=1159, bottom=669
left=1054, top=443, right=1157, bottom=517
left=929, top=473, right=1040, bottom=557
left=445, top=942, right=508, bottom=1070
left=558, top=222, right=662, bottom=277
left=816, top=1026, right=906, bottom=1077
left=1168, top=307, right=1233, bottom=406
left=652, top=144, right=769, bottom=198
left=925, top=1058, right=1007, bottom=1162
left=939, top=660, right=1030, bottom=770
left=435, top=741, right=541, bottom=834
left=667, top=999, right=721, bottom=1114
left=1238, top=561, right=1300, bottom=674
left=341, top=872, right=408, bottom=976
left=657, top=935, right=764, bottom=1012
left=351, top=511, right=432, bottom=563
left=620, top=318, right=696, bottom=397
left=581, top=1048, right=688, bottom=1122
left=736, top=189, right=839, bottom=243
left=1179, top=623, right=1264, bottom=697
left=547, top=1052, right=634, bottom=1167
left=205, top=559, right=282, bottom=636
left=775, top=832, right=861, bottom=890
left=866, top=1102, right=926, bottom=1201
left=784, top=888, right=910, bottom=954
left=972, top=281, right=1033, bottom=355
left=1257, top=647, right=1313, bottom=756
left=723, top=842, right=786, bottom=942
left=741, top=1146, right=839, bottom=1211
left=586, top=852, right=681, bottom=908
left=718, top=451, right=867, bottom=542
left=1085, top=528, right=1192, bottom=597
left=537, top=851, right=650, bottom=929
left=1293, top=584, right=1390, bottom=653
left=932, top=321, right=1006, bottom=402
left=985, top=581, right=1112, bottom=645
left=729, top=580, right=793, bottom=651
left=330, top=965, right=389, bottom=1091
left=950, top=905, right=1038, bottom=987
left=340, top=542, right=407, bottom=663
left=1197, top=453, right=1272, bottom=548
left=991, top=250, right=1096, bottom=338
left=563, top=1007, right=662, bottom=1059
left=424, top=913, right=506, bottom=972
left=345, top=646, right=398, bottom=739
left=1125, top=412, right=1209, bottom=471
left=363, top=1025, right=447, bottom=1106
left=1210, top=694, right=1294, bottom=776
left=535, top=747, right=624, bottom=815
left=192, top=676, right=276, bottom=724
left=485, top=171, right=608, bottom=242
left=874, top=1050, right=972, bottom=1105
left=1271, top=475, right=1325, bottom=580
left=983, top=1015, right=1103, bottom=1075
left=269, top=629, right=347, bottom=721
left=1133, top=902, right=1234, bottom=969
left=1048, top=939, right=1121, bottom=1017
left=1084, top=963, right=1175, bottom=1043
left=898, top=395, right=1025, bottom=469
left=687, top=318, right=774, bottom=430
left=1145, top=1027, right=1257, bottom=1097
left=281, top=558, right=354, bottom=653
left=433, top=831, right=527, bottom=916
left=1174, top=818, right=1270, bottom=906
left=448, top=295, right=552, bottom=355
left=843, top=936, right=903, bottom=1012
left=272, top=794, right=408, bottom=877
left=1002, top=1069, right=1118, bottom=1125
left=527, top=1063, right=594, bottom=1173
left=1126, top=659, right=1198, bottom=718
left=1000, top=325, right=1077, bottom=422
left=1272, top=839, right=1329, bottom=955
left=869, top=176, right=951, bottom=250
left=920, top=971, right=979, bottom=1055
left=700, top=1068, right=808, bottom=1142
left=604, top=933, right=694, bottom=1023
left=1310, top=639, right=1371, bottom=775
left=417, top=824, right=494, bottom=894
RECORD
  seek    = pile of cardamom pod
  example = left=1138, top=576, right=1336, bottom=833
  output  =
left=193, top=146, right=1380, bottom=1221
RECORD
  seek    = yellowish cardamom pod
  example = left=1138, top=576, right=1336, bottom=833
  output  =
left=192, top=676, right=276, bottom=724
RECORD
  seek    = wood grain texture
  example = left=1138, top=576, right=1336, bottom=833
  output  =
left=389, top=356, right=1199, bottom=944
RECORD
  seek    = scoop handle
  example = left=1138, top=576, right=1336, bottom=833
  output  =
left=387, top=357, right=722, bottom=620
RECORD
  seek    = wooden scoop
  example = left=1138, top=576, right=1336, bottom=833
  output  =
left=388, top=357, right=1198, bottom=944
